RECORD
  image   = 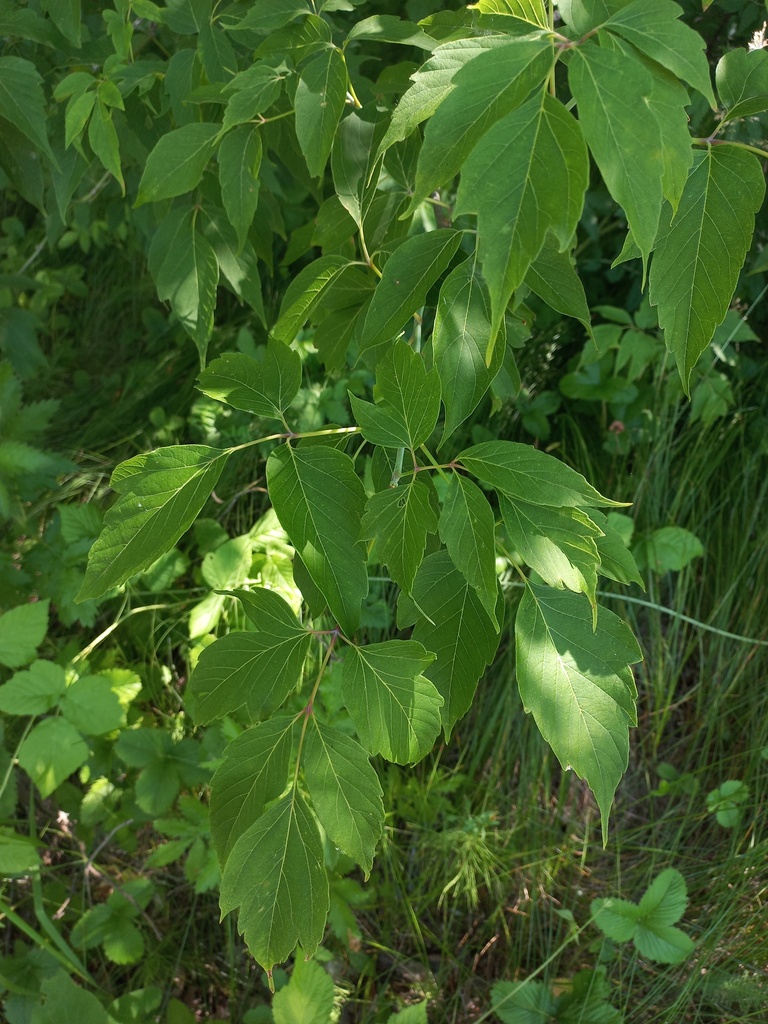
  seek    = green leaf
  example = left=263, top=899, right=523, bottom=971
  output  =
left=644, top=525, right=703, bottom=573
left=602, top=0, right=715, bottom=106
left=18, top=718, right=89, bottom=798
left=79, top=445, right=230, bottom=601
left=360, top=230, right=462, bottom=351
left=223, top=64, right=285, bottom=130
left=0, top=660, right=66, bottom=715
left=346, top=15, right=436, bottom=49
left=210, top=716, right=295, bottom=862
left=455, top=91, right=588, bottom=343
left=272, top=954, right=334, bottom=1024
left=649, top=146, right=765, bottom=393
left=410, top=36, right=553, bottom=210
left=148, top=208, right=219, bottom=364
left=136, top=123, right=220, bottom=205
left=0, top=57, right=55, bottom=162
left=350, top=343, right=441, bottom=449
left=219, top=788, right=329, bottom=972
left=201, top=209, right=265, bottom=324
left=361, top=479, right=438, bottom=595
left=33, top=972, right=108, bottom=1024
left=433, top=257, right=504, bottom=444
left=294, top=48, right=347, bottom=179
left=500, top=495, right=601, bottom=610
left=267, top=444, right=368, bottom=636
left=61, top=675, right=126, bottom=735
left=272, top=255, right=351, bottom=344
left=197, top=341, right=301, bottom=419
left=377, top=36, right=511, bottom=156
left=188, top=589, right=311, bottom=723
left=304, top=719, right=384, bottom=874
left=589, top=510, right=644, bottom=587
left=716, top=48, right=768, bottom=121
left=515, top=585, right=641, bottom=842
left=342, top=640, right=442, bottom=764
left=0, top=828, right=41, bottom=876
left=0, top=600, right=50, bottom=668
left=637, top=867, right=688, bottom=926
left=491, top=979, right=558, bottom=1024
left=568, top=42, right=663, bottom=268
left=88, top=97, right=124, bottom=193
left=41, top=0, right=82, bottom=46
left=438, top=474, right=499, bottom=626
left=458, top=440, right=623, bottom=507
left=398, top=550, right=501, bottom=737
left=218, top=124, right=262, bottom=252
left=230, top=0, right=311, bottom=34
left=525, top=240, right=591, bottom=333
left=331, top=111, right=381, bottom=230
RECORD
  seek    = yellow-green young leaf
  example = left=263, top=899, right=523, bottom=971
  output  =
left=272, top=255, right=351, bottom=343
left=376, top=36, right=512, bottom=157
left=148, top=208, right=219, bottom=364
left=360, top=230, right=463, bottom=351
left=397, top=551, right=501, bottom=737
left=223, top=64, right=284, bottom=130
left=649, top=146, right=765, bottom=394
left=294, top=48, right=347, bottom=179
left=267, top=444, right=368, bottom=636
left=716, top=48, right=768, bottom=121
left=304, top=719, right=384, bottom=874
left=568, top=42, right=663, bottom=269
left=433, top=258, right=504, bottom=444
left=136, top=123, right=220, bottom=205
left=350, top=343, right=441, bottom=449
left=197, top=340, right=301, bottom=419
left=0, top=57, right=55, bottom=162
left=473, top=0, right=548, bottom=24
left=525, top=240, right=591, bottom=334
left=342, top=641, right=442, bottom=764
left=455, top=91, right=588, bottom=342
left=79, top=446, right=230, bottom=601
left=217, top=124, right=261, bottom=252
left=18, top=718, right=89, bottom=798
left=515, top=585, right=641, bottom=843
left=210, top=716, right=295, bottom=862
left=499, top=494, right=601, bottom=611
left=189, top=589, right=311, bottom=723
left=589, top=509, right=644, bottom=588
left=458, top=440, right=624, bottom=507
left=0, top=601, right=50, bottom=669
left=408, top=35, right=554, bottom=210
left=88, top=96, right=124, bottom=193
left=602, top=0, right=715, bottom=107
left=219, top=788, right=329, bottom=972
left=272, top=956, right=334, bottom=1024
left=360, top=478, right=438, bottom=595
left=438, top=474, right=499, bottom=627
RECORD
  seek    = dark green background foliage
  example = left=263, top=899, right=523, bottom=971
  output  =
left=1, top=1, right=768, bottom=1021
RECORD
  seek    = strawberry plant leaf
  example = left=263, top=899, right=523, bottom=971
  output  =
left=272, top=255, right=351, bottom=344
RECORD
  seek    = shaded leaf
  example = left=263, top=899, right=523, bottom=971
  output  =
left=361, top=478, right=438, bottom=594
left=136, top=123, right=220, bottom=205
left=350, top=343, right=441, bottom=449
left=0, top=57, right=55, bottom=161
left=218, top=124, right=262, bottom=251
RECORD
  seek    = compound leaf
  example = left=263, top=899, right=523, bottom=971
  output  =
left=197, top=341, right=301, bottom=419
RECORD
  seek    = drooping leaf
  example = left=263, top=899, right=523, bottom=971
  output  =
left=88, top=96, right=124, bottom=192
left=332, top=111, right=381, bottom=230
left=218, top=124, right=262, bottom=251
left=360, top=478, right=438, bottom=595
left=219, top=788, right=329, bottom=972
left=458, top=440, right=624, bottom=507
left=147, top=208, right=219, bottom=363
left=515, top=585, right=641, bottom=842
left=197, top=341, right=301, bottom=419
left=360, top=230, right=463, bottom=351
left=455, top=91, right=588, bottom=343
left=272, top=256, right=351, bottom=344
left=409, top=35, right=554, bottom=209
left=716, top=47, right=768, bottom=121
left=210, top=716, right=295, bottom=862
left=188, top=589, right=311, bottom=723
left=0, top=57, right=55, bottom=161
left=267, top=444, right=368, bottom=636
left=568, top=41, right=663, bottom=268
left=649, top=146, right=764, bottom=393
left=398, top=550, right=501, bottom=736
left=499, top=494, right=601, bottom=610
left=136, top=123, right=220, bottom=205
left=433, top=257, right=504, bottom=444
left=294, top=48, right=347, bottom=179
left=525, top=239, right=591, bottom=333
left=438, top=474, right=499, bottom=626
left=342, top=640, right=442, bottom=764
left=304, top=719, right=384, bottom=874
left=79, top=446, right=230, bottom=601
left=589, top=510, right=644, bottom=587
left=350, top=343, right=441, bottom=449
